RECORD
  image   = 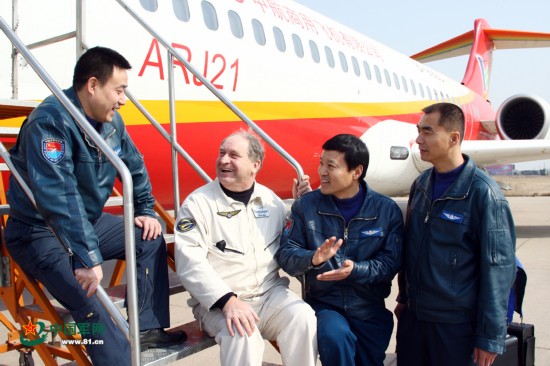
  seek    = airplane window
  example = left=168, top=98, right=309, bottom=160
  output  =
left=172, top=0, right=190, bottom=21
left=338, top=52, right=349, bottom=73
left=140, top=0, right=158, bottom=11
left=441, top=91, right=446, bottom=101
left=418, top=83, right=425, bottom=98
left=325, top=47, right=335, bottom=68
left=434, top=89, right=439, bottom=101
left=374, top=65, right=382, bottom=84
left=228, top=10, right=244, bottom=39
left=363, top=61, right=372, bottom=80
left=410, top=79, right=416, bottom=95
left=273, top=27, right=286, bottom=52
left=351, top=56, right=360, bottom=77
left=393, top=72, right=400, bottom=90
left=309, top=40, right=320, bottom=63
left=401, top=76, right=408, bottom=93
left=384, top=69, right=391, bottom=87
left=201, top=1, right=218, bottom=30
left=426, top=88, right=432, bottom=100
left=292, top=34, right=304, bottom=58
left=252, top=19, right=266, bottom=46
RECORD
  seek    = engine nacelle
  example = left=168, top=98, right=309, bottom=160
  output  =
left=496, top=94, right=550, bottom=140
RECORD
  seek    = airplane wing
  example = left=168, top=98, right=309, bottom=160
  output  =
left=461, top=139, right=550, bottom=166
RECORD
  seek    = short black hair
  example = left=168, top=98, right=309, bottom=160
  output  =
left=72, top=46, right=132, bottom=90
left=422, top=102, right=465, bottom=142
left=322, top=134, right=369, bottom=180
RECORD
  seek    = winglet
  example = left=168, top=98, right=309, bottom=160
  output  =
left=411, top=19, right=550, bottom=100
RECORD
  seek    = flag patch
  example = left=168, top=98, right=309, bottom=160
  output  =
left=42, top=138, right=65, bottom=164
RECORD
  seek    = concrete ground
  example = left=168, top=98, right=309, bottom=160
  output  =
left=1, top=196, right=548, bottom=365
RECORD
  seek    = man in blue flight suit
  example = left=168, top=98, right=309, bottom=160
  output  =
left=394, top=103, right=516, bottom=366
left=277, top=134, right=403, bottom=366
left=4, top=46, right=185, bottom=365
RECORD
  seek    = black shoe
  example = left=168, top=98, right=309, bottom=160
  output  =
left=140, top=328, right=187, bottom=350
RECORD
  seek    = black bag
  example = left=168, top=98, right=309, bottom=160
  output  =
left=493, top=334, right=519, bottom=366
left=507, top=322, right=535, bottom=366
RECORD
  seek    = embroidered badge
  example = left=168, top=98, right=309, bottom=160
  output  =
left=440, top=210, right=464, bottom=223
left=42, top=138, right=66, bottom=164
left=176, top=218, right=196, bottom=232
left=217, top=210, right=241, bottom=219
left=360, top=228, right=384, bottom=237
left=113, top=146, right=122, bottom=156
left=283, top=219, right=294, bottom=237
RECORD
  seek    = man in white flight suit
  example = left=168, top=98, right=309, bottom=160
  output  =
left=174, top=130, right=317, bottom=366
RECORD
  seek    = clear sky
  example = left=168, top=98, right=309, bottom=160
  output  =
left=295, top=0, right=550, bottom=169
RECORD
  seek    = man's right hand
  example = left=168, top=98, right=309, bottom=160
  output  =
left=312, top=236, right=343, bottom=266
left=222, top=296, right=260, bottom=337
left=75, top=265, right=103, bottom=298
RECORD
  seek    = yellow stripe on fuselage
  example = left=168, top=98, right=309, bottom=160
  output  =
left=119, top=99, right=435, bottom=125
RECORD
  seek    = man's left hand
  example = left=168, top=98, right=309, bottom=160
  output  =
left=474, top=347, right=497, bottom=366
left=317, top=259, right=354, bottom=281
left=292, top=175, right=311, bottom=199
left=134, top=216, right=162, bottom=240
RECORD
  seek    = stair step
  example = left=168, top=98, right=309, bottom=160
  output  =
left=0, top=99, right=38, bottom=120
left=141, top=321, right=216, bottom=365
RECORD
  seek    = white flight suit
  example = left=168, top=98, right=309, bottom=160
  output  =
left=174, top=179, right=317, bottom=366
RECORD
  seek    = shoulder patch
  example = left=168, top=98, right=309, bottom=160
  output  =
left=176, top=218, right=196, bottom=232
left=42, top=138, right=66, bottom=164
left=283, top=218, right=294, bottom=237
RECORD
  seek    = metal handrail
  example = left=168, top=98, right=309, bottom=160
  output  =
left=0, top=15, right=141, bottom=365
left=115, top=0, right=305, bottom=181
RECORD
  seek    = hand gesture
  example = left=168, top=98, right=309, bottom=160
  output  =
left=312, top=236, right=343, bottom=266
left=317, top=259, right=354, bottom=281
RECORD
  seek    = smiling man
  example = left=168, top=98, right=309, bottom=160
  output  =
left=174, top=130, right=318, bottom=366
left=4, top=46, right=185, bottom=366
left=276, top=133, right=404, bottom=366
left=394, top=103, right=516, bottom=366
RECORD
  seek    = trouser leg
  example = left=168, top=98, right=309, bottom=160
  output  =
left=93, top=213, right=170, bottom=329
left=312, top=303, right=355, bottom=366
left=4, top=218, right=130, bottom=366
left=256, top=284, right=318, bottom=366
left=396, top=306, right=474, bottom=366
left=197, top=307, right=265, bottom=366
left=348, top=308, right=393, bottom=366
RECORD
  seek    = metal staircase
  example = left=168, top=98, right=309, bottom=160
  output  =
left=0, top=0, right=304, bottom=365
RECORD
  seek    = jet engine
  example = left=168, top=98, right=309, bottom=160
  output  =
left=496, top=94, right=550, bottom=140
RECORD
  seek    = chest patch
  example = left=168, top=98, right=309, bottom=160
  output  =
left=217, top=210, right=241, bottom=219
left=360, top=228, right=384, bottom=237
left=440, top=210, right=464, bottom=223
left=42, top=138, right=66, bottom=164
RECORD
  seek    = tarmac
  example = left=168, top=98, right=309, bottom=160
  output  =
left=1, top=196, right=549, bottom=365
